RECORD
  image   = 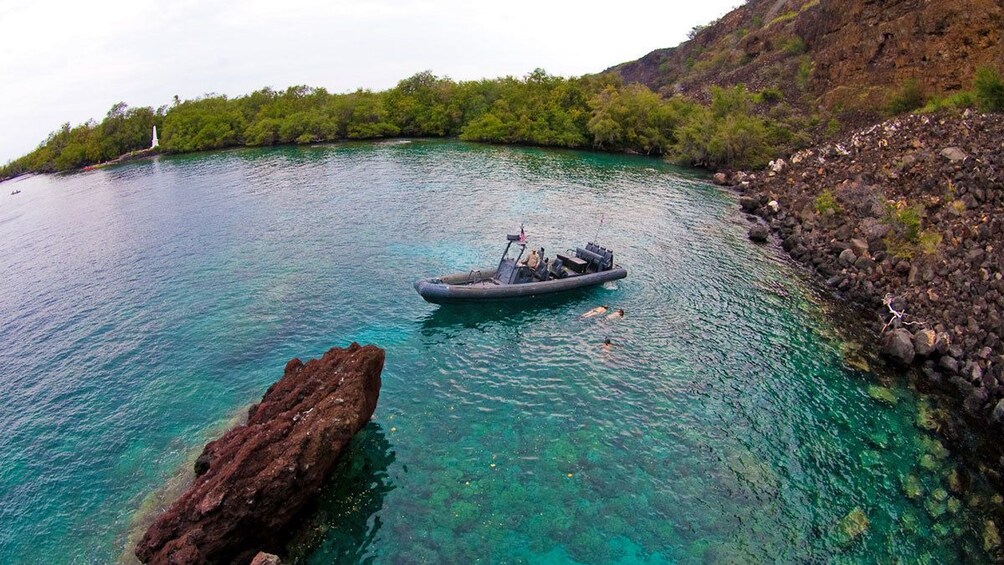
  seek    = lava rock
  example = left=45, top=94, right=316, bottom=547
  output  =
left=993, top=399, right=1004, bottom=423
left=914, top=329, right=938, bottom=357
left=748, top=224, right=769, bottom=242
left=854, top=255, right=877, bottom=271
left=849, top=238, right=870, bottom=258
left=839, top=248, right=857, bottom=266
left=251, top=553, right=282, bottom=565
left=882, top=329, right=916, bottom=365
left=739, top=196, right=759, bottom=213
left=939, top=355, right=960, bottom=374
left=732, top=110, right=1004, bottom=446
left=940, top=147, right=968, bottom=162
left=935, top=332, right=952, bottom=355
left=135, top=344, right=385, bottom=565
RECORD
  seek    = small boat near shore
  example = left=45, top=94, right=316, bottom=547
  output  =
left=415, top=231, right=627, bottom=304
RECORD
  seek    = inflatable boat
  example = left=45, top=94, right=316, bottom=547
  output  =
left=415, top=233, right=627, bottom=304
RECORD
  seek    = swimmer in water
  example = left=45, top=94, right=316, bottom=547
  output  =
left=582, top=305, right=609, bottom=318
left=602, top=338, right=617, bottom=352
left=606, top=308, right=625, bottom=319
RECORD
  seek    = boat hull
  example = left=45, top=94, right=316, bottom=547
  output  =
left=414, top=266, right=627, bottom=304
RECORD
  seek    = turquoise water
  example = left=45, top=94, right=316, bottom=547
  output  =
left=0, top=140, right=995, bottom=563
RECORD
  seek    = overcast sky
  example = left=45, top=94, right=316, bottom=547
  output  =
left=0, top=0, right=740, bottom=163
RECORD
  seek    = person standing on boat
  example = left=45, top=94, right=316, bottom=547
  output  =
left=523, top=248, right=541, bottom=269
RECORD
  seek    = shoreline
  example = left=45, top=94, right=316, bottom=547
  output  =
left=724, top=110, right=1004, bottom=535
left=1, top=136, right=703, bottom=185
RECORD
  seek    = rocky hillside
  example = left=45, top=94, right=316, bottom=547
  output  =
left=610, top=0, right=1003, bottom=127
left=726, top=109, right=1004, bottom=455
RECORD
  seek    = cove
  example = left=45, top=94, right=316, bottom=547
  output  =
left=0, top=140, right=996, bottom=563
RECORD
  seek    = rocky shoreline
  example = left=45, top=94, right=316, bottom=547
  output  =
left=719, top=110, right=1004, bottom=468
left=135, top=344, right=384, bottom=564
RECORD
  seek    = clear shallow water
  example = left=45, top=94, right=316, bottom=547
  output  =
left=0, top=140, right=995, bottom=563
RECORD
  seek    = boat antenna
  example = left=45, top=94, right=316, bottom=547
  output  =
left=593, top=214, right=604, bottom=243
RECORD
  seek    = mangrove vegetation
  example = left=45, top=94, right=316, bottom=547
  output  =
left=1, top=70, right=808, bottom=178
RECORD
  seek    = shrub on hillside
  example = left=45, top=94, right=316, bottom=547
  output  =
left=920, top=91, right=976, bottom=113
left=757, top=87, right=784, bottom=105
left=780, top=36, right=807, bottom=56
left=814, top=190, right=840, bottom=214
left=974, top=67, right=1004, bottom=112
left=886, top=80, right=926, bottom=115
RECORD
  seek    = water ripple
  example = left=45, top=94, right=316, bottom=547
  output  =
left=0, top=141, right=993, bottom=564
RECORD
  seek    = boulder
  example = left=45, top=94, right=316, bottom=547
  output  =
left=251, top=553, right=282, bottom=565
left=713, top=172, right=730, bottom=185
left=940, top=147, right=968, bottom=162
left=849, top=238, right=870, bottom=258
left=913, top=329, right=938, bottom=357
left=882, top=329, right=916, bottom=365
left=939, top=355, right=960, bottom=374
left=992, top=399, right=1004, bottom=423
left=136, top=344, right=385, bottom=565
left=839, top=248, right=858, bottom=266
left=748, top=224, right=769, bottom=242
left=854, top=256, right=877, bottom=271
left=739, top=196, right=759, bottom=213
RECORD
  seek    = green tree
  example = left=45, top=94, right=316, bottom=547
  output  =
left=588, top=84, right=689, bottom=154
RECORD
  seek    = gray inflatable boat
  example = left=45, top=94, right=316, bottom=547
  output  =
left=415, top=233, right=627, bottom=304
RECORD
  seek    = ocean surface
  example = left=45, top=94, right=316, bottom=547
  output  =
left=0, top=140, right=996, bottom=563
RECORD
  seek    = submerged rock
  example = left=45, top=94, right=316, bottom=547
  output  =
left=867, top=385, right=898, bottom=406
left=902, top=474, right=923, bottom=499
left=986, top=520, right=1002, bottom=551
left=135, top=344, right=385, bottom=565
left=836, top=507, right=869, bottom=544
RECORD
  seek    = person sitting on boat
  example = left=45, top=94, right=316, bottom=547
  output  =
left=523, top=248, right=541, bottom=269
left=582, top=305, right=609, bottom=318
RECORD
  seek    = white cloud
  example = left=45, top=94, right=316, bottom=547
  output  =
left=0, top=0, right=740, bottom=163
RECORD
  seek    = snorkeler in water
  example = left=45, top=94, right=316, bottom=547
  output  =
left=582, top=305, right=609, bottom=318
left=606, top=308, right=625, bottom=319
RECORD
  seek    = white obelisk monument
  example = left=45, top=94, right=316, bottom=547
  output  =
left=151, top=126, right=160, bottom=149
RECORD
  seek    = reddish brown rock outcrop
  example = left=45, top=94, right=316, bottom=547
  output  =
left=610, top=0, right=1003, bottom=123
left=135, top=343, right=384, bottom=565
